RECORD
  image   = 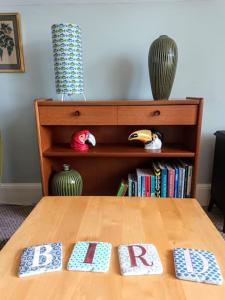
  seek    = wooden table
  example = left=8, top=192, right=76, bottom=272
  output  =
left=0, top=197, right=225, bottom=300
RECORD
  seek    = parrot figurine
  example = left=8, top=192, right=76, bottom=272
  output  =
left=71, top=130, right=96, bottom=151
left=128, top=129, right=162, bottom=150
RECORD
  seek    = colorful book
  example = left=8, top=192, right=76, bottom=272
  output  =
left=158, top=162, right=167, bottom=198
left=172, top=163, right=179, bottom=198
left=150, top=172, right=155, bottom=197
left=136, top=169, right=142, bottom=197
left=117, top=180, right=128, bottom=196
left=173, top=248, right=223, bottom=285
left=136, top=169, right=151, bottom=197
left=118, top=244, right=163, bottom=276
left=67, top=241, right=112, bottom=273
left=176, top=162, right=185, bottom=198
left=18, top=242, right=62, bottom=277
left=166, top=163, right=175, bottom=197
left=178, top=159, right=189, bottom=198
left=152, top=162, right=161, bottom=197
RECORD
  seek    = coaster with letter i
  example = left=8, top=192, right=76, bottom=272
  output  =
left=67, top=241, right=112, bottom=272
left=118, top=243, right=163, bottom=276
left=18, top=242, right=62, bottom=277
left=173, top=248, right=223, bottom=285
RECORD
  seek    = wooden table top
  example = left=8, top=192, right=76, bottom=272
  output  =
left=0, top=196, right=225, bottom=300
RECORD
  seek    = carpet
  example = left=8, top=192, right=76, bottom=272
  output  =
left=0, top=205, right=33, bottom=250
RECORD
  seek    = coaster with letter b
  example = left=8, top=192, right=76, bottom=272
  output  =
left=67, top=241, right=112, bottom=272
left=173, top=248, right=223, bottom=285
left=18, top=242, right=62, bottom=277
left=118, top=243, right=163, bottom=276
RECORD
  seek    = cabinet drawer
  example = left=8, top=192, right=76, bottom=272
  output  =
left=118, top=105, right=198, bottom=125
left=39, top=106, right=117, bottom=125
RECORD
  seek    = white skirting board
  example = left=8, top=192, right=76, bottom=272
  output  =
left=0, top=183, right=42, bottom=206
left=0, top=183, right=211, bottom=206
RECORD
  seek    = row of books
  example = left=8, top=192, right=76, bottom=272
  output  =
left=125, top=160, right=193, bottom=198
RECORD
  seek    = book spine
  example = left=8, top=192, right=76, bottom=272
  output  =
left=174, top=168, right=179, bottom=198
left=128, top=174, right=132, bottom=197
left=121, top=183, right=128, bottom=196
left=168, top=169, right=175, bottom=197
left=117, top=182, right=124, bottom=196
left=186, top=165, right=193, bottom=197
left=144, top=175, right=149, bottom=197
left=137, top=175, right=142, bottom=197
left=160, top=169, right=167, bottom=197
left=131, top=180, right=135, bottom=196
left=141, top=176, right=145, bottom=197
left=150, top=175, right=155, bottom=197
left=134, top=179, right=138, bottom=196
left=178, top=168, right=183, bottom=198
left=179, top=168, right=185, bottom=198
left=153, top=166, right=160, bottom=197
left=183, top=165, right=189, bottom=198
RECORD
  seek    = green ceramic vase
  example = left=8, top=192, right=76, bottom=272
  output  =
left=148, top=35, right=178, bottom=100
left=51, top=164, right=83, bottom=196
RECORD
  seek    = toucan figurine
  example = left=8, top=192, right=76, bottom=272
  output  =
left=71, top=130, right=96, bottom=151
left=128, top=129, right=162, bottom=150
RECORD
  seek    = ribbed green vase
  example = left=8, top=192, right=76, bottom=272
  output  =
left=148, top=35, right=178, bottom=100
left=51, top=164, right=83, bottom=196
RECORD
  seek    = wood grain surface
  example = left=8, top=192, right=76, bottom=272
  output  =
left=0, top=196, right=224, bottom=300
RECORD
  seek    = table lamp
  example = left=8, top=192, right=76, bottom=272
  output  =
left=51, top=23, right=86, bottom=101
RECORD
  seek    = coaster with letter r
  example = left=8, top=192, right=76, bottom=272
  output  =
left=118, top=243, right=163, bottom=276
left=173, top=248, right=223, bottom=285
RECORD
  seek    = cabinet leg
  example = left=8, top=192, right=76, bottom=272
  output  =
left=208, top=198, right=214, bottom=211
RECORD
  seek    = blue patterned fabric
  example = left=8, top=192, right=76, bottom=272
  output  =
left=173, top=248, right=223, bottom=285
left=18, top=242, right=62, bottom=277
left=51, top=23, right=84, bottom=95
left=67, top=241, right=112, bottom=272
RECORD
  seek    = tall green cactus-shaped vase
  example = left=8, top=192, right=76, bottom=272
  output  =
left=148, top=35, right=178, bottom=100
left=51, top=164, right=83, bottom=196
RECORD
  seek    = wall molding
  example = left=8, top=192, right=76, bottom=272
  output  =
left=0, top=183, right=42, bottom=206
left=0, top=183, right=210, bottom=206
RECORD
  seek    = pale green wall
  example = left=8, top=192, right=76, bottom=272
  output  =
left=0, top=1, right=224, bottom=183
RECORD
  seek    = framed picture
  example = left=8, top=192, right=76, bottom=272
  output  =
left=0, top=13, right=25, bottom=72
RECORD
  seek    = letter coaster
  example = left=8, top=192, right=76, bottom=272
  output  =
left=173, top=248, right=223, bottom=285
left=118, top=244, right=163, bottom=276
left=18, top=242, right=62, bottom=277
left=67, top=241, right=112, bottom=272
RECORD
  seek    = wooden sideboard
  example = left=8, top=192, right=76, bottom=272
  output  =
left=34, top=98, right=203, bottom=197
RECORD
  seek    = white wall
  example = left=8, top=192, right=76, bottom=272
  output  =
left=0, top=0, right=224, bottom=183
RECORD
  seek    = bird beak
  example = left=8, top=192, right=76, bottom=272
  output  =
left=86, top=133, right=96, bottom=146
left=128, top=132, right=139, bottom=141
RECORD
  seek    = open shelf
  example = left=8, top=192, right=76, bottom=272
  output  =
left=44, top=143, right=195, bottom=158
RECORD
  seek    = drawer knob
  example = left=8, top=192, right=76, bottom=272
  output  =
left=74, top=110, right=80, bottom=117
left=153, top=110, right=160, bottom=116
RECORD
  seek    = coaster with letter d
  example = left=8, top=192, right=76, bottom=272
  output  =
left=18, top=242, right=62, bottom=277
left=67, top=241, right=112, bottom=272
left=118, top=244, right=163, bottom=276
left=173, top=248, right=223, bottom=285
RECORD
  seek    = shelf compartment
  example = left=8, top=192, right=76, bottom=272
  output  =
left=44, top=143, right=195, bottom=158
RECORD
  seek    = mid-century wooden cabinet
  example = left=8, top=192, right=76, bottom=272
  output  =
left=35, top=98, right=203, bottom=197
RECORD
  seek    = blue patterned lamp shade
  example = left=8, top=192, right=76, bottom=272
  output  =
left=51, top=23, right=84, bottom=96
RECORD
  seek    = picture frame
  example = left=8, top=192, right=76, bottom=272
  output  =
left=0, top=13, right=25, bottom=72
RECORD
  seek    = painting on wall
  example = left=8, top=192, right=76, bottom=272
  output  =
left=0, top=13, right=25, bottom=72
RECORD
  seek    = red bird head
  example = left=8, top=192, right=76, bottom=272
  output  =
left=71, top=130, right=96, bottom=151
